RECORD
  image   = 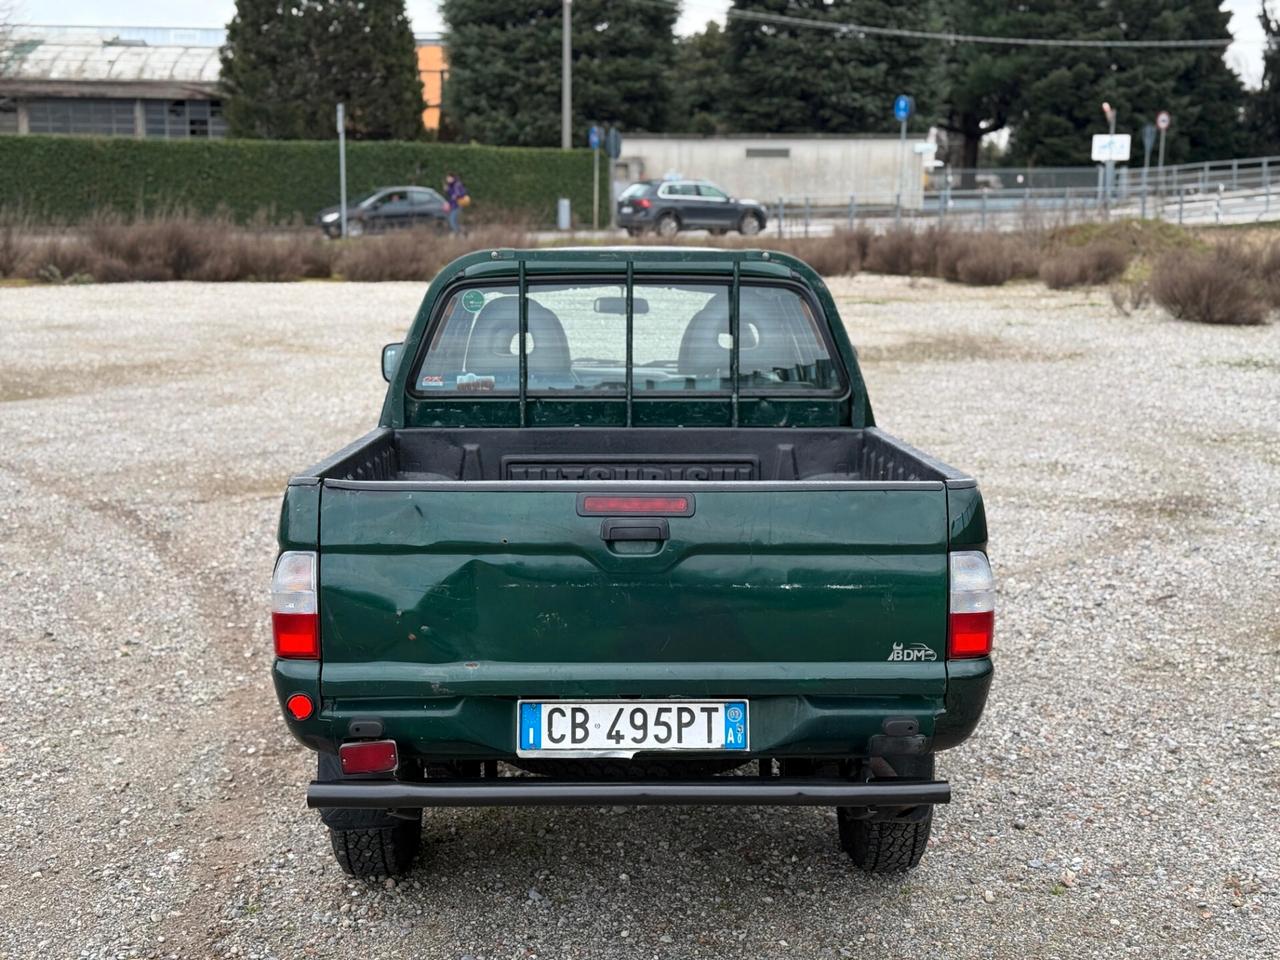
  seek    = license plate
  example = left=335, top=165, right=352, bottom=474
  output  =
left=621, top=205, right=634, bottom=214
left=517, top=699, right=748, bottom=757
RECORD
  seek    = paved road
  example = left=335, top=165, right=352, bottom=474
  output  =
left=0, top=276, right=1276, bottom=958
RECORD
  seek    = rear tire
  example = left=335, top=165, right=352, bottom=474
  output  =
left=316, top=753, right=422, bottom=878
left=837, top=754, right=935, bottom=873
left=838, top=808, right=932, bottom=873
left=656, top=213, right=680, bottom=238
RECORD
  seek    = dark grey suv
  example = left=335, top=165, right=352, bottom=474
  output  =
left=617, top=179, right=768, bottom=237
left=316, top=186, right=449, bottom=239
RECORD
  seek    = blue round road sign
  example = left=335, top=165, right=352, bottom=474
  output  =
left=893, top=95, right=914, bottom=122
left=588, top=125, right=601, bottom=150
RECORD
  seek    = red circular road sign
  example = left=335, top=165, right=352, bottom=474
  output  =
left=1156, top=111, right=1171, bottom=131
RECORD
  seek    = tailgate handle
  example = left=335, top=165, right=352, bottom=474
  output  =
left=600, top=518, right=669, bottom=542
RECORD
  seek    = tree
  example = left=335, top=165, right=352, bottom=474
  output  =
left=221, top=0, right=424, bottom=140
left=442, top=1, right=677, bottom=147
left=668, top=22, right=732, bottom=134
left=721, top=1, right=937, bottom=134
left=1248, top=2, right=1280, bottom=153
left=221, top=1, right=315, bottom=139
left=313, top=1, right=426, bottom=140
left=998, top=0, right=1247, bottom=166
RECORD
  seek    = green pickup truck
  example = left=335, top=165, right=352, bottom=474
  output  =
left=272, top=247, right=994, bottom=878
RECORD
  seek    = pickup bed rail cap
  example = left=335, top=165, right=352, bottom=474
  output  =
left=319, top=479, right=947, bottom=492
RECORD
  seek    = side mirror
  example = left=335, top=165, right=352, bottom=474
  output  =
left=382, top=342, right=403, bottom=382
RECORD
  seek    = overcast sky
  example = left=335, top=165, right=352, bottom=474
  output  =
left=14, top=0, right=1273, bottom=88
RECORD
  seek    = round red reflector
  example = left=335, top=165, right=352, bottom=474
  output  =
left=286, top=693, right=314, bottom=721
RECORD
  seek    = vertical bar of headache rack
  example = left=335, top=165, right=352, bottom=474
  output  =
left=625, top=261, right=634, bottom=427
left=518, top=259, right=528, bottom=427
left=730, top=260, right=740, bottom=428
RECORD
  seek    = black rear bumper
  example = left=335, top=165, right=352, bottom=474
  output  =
left=307, top=777, right=950, bottom=809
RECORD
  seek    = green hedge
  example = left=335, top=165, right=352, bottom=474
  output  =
left=0, top=136, right=606, bottom=226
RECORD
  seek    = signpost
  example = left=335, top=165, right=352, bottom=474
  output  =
left=1156, top=110, right=1171, bottom=201
left=893, top=94, right=914, bottom=223
left=589, top=125, right=601, bottom=231
left=1141, top=123, right=1156, bottom=218
left=336, top=103, right=348, bottom=240
left=604, top=128, right=623, bottom=231
left=1099, top=102, right=1118, bottom=218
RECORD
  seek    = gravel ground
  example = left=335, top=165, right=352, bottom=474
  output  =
left=1, top=275, right=1277, bottom=960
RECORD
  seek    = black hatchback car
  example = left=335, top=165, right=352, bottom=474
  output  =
left=617, top=179, right=768, bottom=237
left=316, top=186, right=449, bottom=238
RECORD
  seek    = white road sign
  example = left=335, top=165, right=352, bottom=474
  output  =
left=1091, top=134, right=1132, bottom=163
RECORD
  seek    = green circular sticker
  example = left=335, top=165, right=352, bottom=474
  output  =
left=461, top=289, right=486, bottom=312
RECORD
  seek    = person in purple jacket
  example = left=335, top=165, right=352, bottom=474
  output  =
left=444, top=173, right=469, bottom=234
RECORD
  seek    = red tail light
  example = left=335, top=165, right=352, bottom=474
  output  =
left=273, top=612, right=319, bottom=658
left=285, top=692, right=314, bottom=721
left=339, top=739, right=399, bottom=775
left=578, top=494, right=693, bottom=515
left=272, top=552, right=319, bottom=659
left=635, top=198, right=652, bottom=209
left=948, top=552, right=995, bottom=658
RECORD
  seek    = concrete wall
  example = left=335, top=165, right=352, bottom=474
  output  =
left=619, top=134, right=928, bottom=208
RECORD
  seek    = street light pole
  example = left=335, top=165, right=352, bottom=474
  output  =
left=561, top=0, right=572, bottom=150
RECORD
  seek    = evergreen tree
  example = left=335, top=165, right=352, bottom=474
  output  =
left=1248, top=3, right=1280, bottom=153
left=441, top=1, right=677, bottom=147
left=221, top=0, right=424, bottom=140
left=997, top=0, right=1246, bottom=166
left=313, top=0, right=426, bottom=140
left=221, top=1, right=316, bottom=139
left=721, top=1, right=937, bottom=134
left=668, top=22, right=732, bottom=134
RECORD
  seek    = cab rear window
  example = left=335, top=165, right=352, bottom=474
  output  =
left=411, top=281, right=842, bottom=395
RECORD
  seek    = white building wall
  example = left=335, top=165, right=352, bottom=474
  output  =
left=620, top=135, right=928, bottom=208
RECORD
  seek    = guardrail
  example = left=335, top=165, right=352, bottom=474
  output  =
left=769, top=155, right=1280, bottom=236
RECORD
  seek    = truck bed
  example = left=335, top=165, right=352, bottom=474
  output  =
left=298, top=427, right=971, bottom=487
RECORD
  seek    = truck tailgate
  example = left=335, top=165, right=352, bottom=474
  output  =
left=316, top=485, right=948, bottom=700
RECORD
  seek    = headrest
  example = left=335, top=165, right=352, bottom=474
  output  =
left=465, top=296, right=571, bottom=376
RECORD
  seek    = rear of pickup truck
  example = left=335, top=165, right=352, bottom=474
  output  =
left=271, top=248, right=993, bottom=878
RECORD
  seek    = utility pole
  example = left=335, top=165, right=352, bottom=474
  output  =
left=561, top=0, right=572, bottom=150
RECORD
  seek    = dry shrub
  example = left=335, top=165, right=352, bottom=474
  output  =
left=954, top=245, right=1014, bottom=286
left=1039, top=240, right=1131, bottom=290
left=1223, top=239, right=1280, bottom=309
left=335, top=231, right=437, bottom=281
left=336, top=224, right=531, bottom=281
left=862, top=227, right=918, bottom=275
left=20, top=237, right=100, bottom=283
left=1151, top=248, right=1269, bottom=325
left=777, top=230, right=863, bottom=276
left=853, top=228, right=1043, bottom=286
left=0, top=211, right=33, bottom=278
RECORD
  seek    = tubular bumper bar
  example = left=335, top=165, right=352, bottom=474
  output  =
left=307, top=778, right=950, bottom=809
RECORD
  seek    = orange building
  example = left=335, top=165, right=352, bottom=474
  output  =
left=415, top=37, right=447, bottom=132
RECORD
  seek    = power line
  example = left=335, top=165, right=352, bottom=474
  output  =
left=627, top=0, right=1232, bottom=50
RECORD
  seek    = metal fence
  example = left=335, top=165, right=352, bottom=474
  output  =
left=770, top=155, right=1280, bottom=236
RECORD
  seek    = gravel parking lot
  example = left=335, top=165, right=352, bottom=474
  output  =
left=1, top=273, right=1277, bottom=959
